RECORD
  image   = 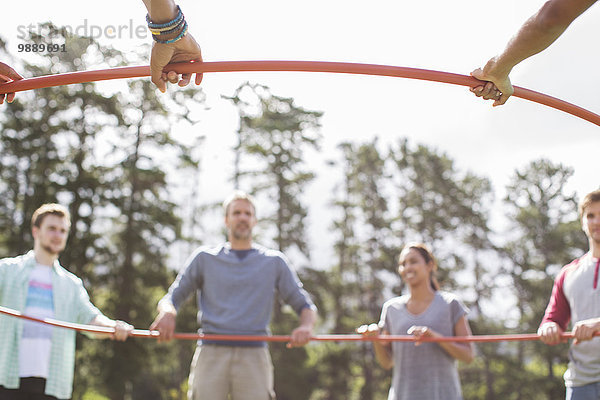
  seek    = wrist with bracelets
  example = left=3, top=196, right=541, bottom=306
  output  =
left=146, top=5, right=188, bottom=44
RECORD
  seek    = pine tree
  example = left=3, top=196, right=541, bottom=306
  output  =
left=227, top=82, right=322, bottom=400
left=0, top=27, right=205, bottom=400
left=500, top=159, right=587, bottom=400
left=389, top=138, right=502, bottom=399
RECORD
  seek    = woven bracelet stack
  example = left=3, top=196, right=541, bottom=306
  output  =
left=146, top=5, right=188, bottom=44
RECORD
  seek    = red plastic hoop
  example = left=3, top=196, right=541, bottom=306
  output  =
left=0, top=61, right=598, bottom=126
left=2, top=305, right=596, bottom=343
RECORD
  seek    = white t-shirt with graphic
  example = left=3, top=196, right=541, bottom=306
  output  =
left=19, top=263, right=55, bottom=378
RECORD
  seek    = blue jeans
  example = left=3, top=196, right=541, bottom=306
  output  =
left=566, top=382, right=600, bottom=400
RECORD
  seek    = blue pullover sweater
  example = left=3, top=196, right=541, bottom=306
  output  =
left=160, top=243, right=315, bottom=346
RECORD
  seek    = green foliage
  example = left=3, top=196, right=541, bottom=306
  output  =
left=0, top=30, right=585, bottom=399
left=494, top=159, right=584, bottom=400
left=324, top=139, right=392, bottom=400
left=227, top=82, right=322, bottom=254
left=0, top=27, right=203, bottom=400
left=227, top=82, right=323, bottom=400
left=81, top=390, right=110, bottom=400
left=389, top=138, right=495, bottom=292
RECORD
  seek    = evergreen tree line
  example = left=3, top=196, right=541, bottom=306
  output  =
left=0, top=30, right=589, bottom=399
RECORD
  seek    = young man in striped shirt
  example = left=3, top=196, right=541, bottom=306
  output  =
left=0, top=204, right=133, bottom=400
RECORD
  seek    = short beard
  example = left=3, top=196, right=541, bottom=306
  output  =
left=232, top=230, right=252, bottom=241
left=41, top=243, right=62, bottom=256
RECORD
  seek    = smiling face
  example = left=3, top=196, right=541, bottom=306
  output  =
left=33, top=214, right=70, bottom=257
left=582, top=201, right=600, bottom=246
left=398, top=247, right=433, bottom=287
left=225, top=199, right=257, bottom=243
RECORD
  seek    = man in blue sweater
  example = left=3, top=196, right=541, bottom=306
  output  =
left=150, top=191, right=317, bottom=400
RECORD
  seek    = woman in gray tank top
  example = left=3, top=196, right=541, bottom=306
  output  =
left=358, top=243, right=474, bottom=400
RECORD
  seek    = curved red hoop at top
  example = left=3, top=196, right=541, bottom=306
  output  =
left=0, top=60, right=599, bottom=127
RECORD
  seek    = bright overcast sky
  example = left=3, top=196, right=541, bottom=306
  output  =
left=4, top=0, right=600, bottom=267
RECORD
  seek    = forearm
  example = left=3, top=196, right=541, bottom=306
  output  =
left=436, top=316, right=474, bottom=363
left=579, top=317, right=600, bottom=331
left=142, top=0, right=204, bottom=91
left=89, top=314, right=116, bottom=339
left=91, top=315, right=132, bottom=341
left=164, top=265, right=200, bottom=311
left=142, top=0, right=178, bottom=23
left=287, top=307, right=317, bottom=347
left=491, top=0, right=596, bottom=75
left=298, top=307, right=317, bottom=330
left=373, top=342, right=393, bottom=370
left=572, top=317, right=600, bottom=344
left=91, top=314, right=115, bottom=326
left=437, top=341, right=474, bottom=364
left=157, top=297, right=178, bottom=315
left=541, top=273, right=571, bottom=331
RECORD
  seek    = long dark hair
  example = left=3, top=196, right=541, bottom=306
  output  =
left=400, top=243, right=440, bottom=291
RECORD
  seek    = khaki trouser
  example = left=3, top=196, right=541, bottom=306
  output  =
left=188, top=345, right=275, bottom=400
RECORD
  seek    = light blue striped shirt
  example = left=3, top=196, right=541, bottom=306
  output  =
left=0, top=251, right=102, bottom=399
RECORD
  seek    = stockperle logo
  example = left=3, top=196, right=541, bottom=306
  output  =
left=17, top=20, right=149, bottom=41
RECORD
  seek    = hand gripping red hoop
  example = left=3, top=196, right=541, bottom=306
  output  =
left=0, top=61, right=599, bottom=127
left=2, top=305, right=597, bottom=343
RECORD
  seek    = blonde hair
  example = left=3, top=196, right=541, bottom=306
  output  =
left=399, top=242, right=440, bottom=291
left=31, top=203, right=71, bottom=229
left=222, top=190, right=257, bottom=215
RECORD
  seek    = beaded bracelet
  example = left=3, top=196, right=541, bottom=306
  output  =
left=146, top=5, right=188, bottom=44
left=152, top=21, right=188, bottom=44
left=146, top=5, right=182, bottom=29
left=150, top=18, right=185, bottom=36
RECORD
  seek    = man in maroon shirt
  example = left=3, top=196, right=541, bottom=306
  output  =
left=538, top=189, right=600, bottom=399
